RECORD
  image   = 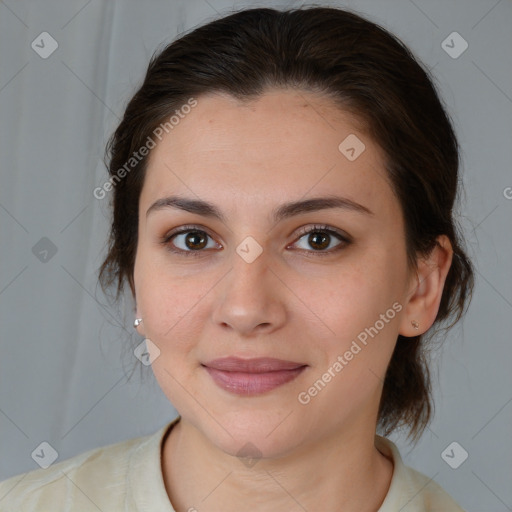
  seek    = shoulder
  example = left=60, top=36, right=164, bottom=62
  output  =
left=375, top=435, right=466, bottom=512
left=0, top=430, right=157, bottom=512
left=402, top=465, right=466, bottom=512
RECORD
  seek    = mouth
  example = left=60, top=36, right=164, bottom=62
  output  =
left=201, top=357, right=308, bottom=396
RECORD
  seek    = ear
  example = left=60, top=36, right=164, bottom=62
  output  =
left=399, top=235, right=453, bottom=337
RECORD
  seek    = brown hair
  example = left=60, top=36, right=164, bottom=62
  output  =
left=98, top=6, right=474, bottom=442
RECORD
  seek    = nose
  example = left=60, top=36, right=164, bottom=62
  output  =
left=211, top=244, right=287, bottom=337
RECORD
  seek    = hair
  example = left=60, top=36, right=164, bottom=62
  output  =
left=98, top=6, right=474, bottom=443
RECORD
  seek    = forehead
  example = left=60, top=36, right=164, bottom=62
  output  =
left=141, top=89, right=394, bottom=218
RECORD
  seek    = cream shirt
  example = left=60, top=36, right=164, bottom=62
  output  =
left=0, top=416, right=465, bottom=511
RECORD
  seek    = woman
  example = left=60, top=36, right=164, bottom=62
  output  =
left=0, top=6, right=473, bottom=511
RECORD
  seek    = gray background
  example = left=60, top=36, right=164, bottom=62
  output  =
left=0, top=0, right=511, bottom=510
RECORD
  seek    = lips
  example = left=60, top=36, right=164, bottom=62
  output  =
left=202, top=357, right=307, bottom=395
left=203, top=357, right=305, bottom=372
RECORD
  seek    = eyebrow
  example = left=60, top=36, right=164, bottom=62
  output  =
left=145, top=194, right=373, bottom=223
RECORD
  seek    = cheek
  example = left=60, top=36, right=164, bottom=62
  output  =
left=300, top=246, right=405, bottom=366
left=294, top=263, right=403, bottom=415
left=134, top=249, right=214, bottom=350
left=312, top=250, right=402, bottom=319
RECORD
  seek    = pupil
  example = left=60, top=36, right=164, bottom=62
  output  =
left=186, top=231, right=207, bottom=250
left=310, top=232, right=329, bottom=250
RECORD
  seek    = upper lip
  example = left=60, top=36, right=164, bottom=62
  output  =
left=202, top=357, right=306, bottom=373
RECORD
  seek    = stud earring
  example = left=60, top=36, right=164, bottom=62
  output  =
left=411, top=320, right=419, bottom=330
left=134, top=318, right=143, bottom=328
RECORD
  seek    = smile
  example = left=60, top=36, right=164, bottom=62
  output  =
left=201, top=357, right=307, bottom=395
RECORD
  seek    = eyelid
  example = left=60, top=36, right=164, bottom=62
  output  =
left=163, top=223, right=219, bottom=238
left=163, top=223, right=350, bottom=242
left=291, top=223, right=352, bottom=244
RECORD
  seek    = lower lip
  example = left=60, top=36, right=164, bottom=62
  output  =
left=203, top=366, right=307, bottom=395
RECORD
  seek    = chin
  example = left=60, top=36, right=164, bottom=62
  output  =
left=196, top=407, right=307, bottom=461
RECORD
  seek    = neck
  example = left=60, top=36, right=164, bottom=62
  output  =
left=161, top=417, right=394, bottom=512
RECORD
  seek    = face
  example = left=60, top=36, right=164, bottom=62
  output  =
left=133, top=89, right=414, bottom=458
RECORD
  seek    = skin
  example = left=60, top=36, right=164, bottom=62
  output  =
left=133, top=89, right=453, bottom=512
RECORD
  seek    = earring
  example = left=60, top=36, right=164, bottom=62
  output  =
left=411, top=320, right=419, bottom=330
left=134, top=318, right=143, bottom=328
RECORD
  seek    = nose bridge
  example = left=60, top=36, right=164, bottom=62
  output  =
left=212, top=235, right=285, bottom=334
left=229, top=234, right=271, bottom=296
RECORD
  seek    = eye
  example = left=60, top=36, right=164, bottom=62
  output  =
left=290, top=224, right=351, bottom=256
left=161, top=225, right=221, bottom=258
left=161, top=223, right=351, bottom=258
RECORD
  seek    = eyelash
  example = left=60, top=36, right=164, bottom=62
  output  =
left=160, top=224, right=352, bottom=259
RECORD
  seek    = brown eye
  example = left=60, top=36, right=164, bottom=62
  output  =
left=181, top=231, right=208, bottom=250
left=291, top=224, right=352, bottom=256
left=307, top=231, right=330, bottom=250
left=162, top=226, right=220, bottom=258
left=161, top=224, right=351, bottom=259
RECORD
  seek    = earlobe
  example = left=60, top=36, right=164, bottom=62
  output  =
left=399, top=235, right=453, bottom=337
left=134, top=309, right=145, bottom=336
